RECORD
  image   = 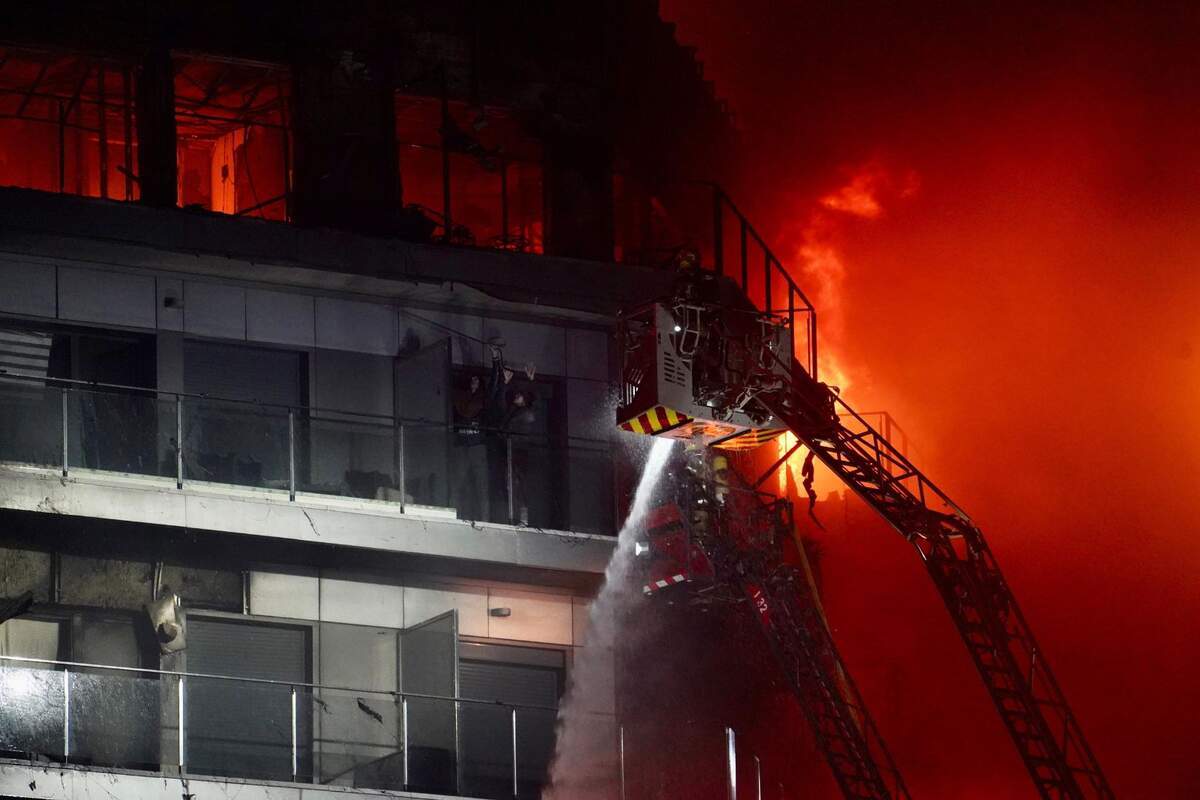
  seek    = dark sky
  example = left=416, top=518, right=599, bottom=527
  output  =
left=661, top=2, right=1200, bottom=797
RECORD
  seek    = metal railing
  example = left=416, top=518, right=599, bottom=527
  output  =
left=611, top=178, right=819, bottom=379
left=709, top=186, right=819, bottom=380
left=0, top=655, right=604, bottom=799
left=0, top=373, right=619, bottom=536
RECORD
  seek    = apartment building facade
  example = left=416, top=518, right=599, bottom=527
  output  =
left=0, top=3, right=745, bottom=799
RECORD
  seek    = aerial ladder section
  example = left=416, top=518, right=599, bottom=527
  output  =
left=616, top=281, right=1114, bottom=800
left=641, top=472, right=910, bottom=800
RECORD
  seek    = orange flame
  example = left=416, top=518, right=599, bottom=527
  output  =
left=778, top=161, right=918, bottom=500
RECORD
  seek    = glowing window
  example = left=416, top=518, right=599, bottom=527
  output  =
left=396, top=94, right=543, bottom=253
left=0, top=47, right=139, bottom=201
left=173, top=55, right=292, bottom=221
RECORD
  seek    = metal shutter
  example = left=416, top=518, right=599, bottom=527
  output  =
left=185, top=617, right=310, bottom=781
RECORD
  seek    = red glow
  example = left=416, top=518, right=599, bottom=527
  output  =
left=0, top=47, right=139, bottom=202
left=662, top=2, right=1198, bottom=797
left=173, top=56, right=291, bottom=220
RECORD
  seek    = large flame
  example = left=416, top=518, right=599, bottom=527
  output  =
left=778, top=163, right=917, bottom=497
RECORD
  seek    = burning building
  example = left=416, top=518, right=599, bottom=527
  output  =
left=0, top=2, right=1124, bottom=800
left=0, top=2, right=769, bottom=799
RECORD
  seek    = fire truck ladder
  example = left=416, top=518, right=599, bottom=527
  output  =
left=728, top=539, right=912, bottom=800
left=755, top=362, right=1114, bottom=800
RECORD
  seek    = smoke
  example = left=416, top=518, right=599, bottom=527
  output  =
left=660, top=2, right=1200, bottom=796
left=545, top=438, right=675, bottom=799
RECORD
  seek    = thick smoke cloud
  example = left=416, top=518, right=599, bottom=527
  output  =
left=662, top=2, right=1200, bottom=796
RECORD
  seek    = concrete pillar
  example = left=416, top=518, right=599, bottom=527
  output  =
left=135, top=47, right=177, bottom=208
left=291, top=52, right=398, bottom=233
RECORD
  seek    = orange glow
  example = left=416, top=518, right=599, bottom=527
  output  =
left=0, top=47, right=139, bottom=202
left=174, top=55, right=291, bottom=220
left=662, top=3, right=1197, bottom=796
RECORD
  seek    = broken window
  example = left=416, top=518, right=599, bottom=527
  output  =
left=173, top=54, right=292, bottom=220
left=0, top=46, right=138, bottom=201
left=396, top=94, right=543, bottom=253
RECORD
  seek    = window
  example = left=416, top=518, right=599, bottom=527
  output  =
left=396, top=94, right=543, bottom=252
left=0, top=46, right=138, bottom=201
left=184, top=616, right=312, bottom=782
left=174, top=55, right=292, bottom=220
left=459, top=642, right=564, bottom=799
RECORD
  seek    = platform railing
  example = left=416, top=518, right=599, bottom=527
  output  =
left=0, top=373, right=619, bottom=536
left=0, top=655, right=605, bottom=799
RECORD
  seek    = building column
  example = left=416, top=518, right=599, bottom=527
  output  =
left=135, top=47, right=177, bottom=208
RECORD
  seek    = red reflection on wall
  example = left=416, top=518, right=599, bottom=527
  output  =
left=396, top=93, right=543, bottom=252
left=0, top=47, right=139, bottom=201
left=174, top=55, right=291, bottom=220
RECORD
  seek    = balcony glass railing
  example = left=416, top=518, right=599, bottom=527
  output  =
left=0, top=656, right=615, bottom=800
left=0, top=375, right=619, bottom=535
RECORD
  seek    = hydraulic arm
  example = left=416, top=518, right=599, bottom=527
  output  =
left=642, top=477, right=910, bottom=800
left=617, top=295, right=1114, bottom=800
left=759, top=367, right=1113, bottom=799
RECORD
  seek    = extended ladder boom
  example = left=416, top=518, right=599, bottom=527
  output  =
left=737, top=555, right=910, bottom=800
left=646, top=475, right=910, bottom=800
left=758, top=361, right=1114, bottom=800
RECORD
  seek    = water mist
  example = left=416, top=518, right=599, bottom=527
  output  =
left=545, top=437, right=676, bottom=799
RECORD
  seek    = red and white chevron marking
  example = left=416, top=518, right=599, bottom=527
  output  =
left=642, top=573, right=688, bottom=595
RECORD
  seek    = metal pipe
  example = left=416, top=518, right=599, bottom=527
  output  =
left=712, top=186, right=724, bottom=273
left=0, top=654, right=568, bottom=710
left=288, top=409, right=296, bottom=502
left=122, top=67, right=133, bottom=200
left=755, top=755, right=762, bottom=800
left=61, top=390, right=68, bottom=477
left=402, top=696, right=409, bottom=787
left=0, top=372, right=610, bottom=446
left=97, top=64, right=108, bottom=200
left=764, top=250, right=773, bottom=314
left=440, top=70, right=452, bottom=239
left=175, top=395, right=183, bottom=489
left=178, top=675, right=186, bottom=770
left=290, top=685, right=298, bottom=780
left=511, top=707, right=519, bottom=799
left=506, top=437, right=515, bottom=524
left=619, top=725, right=627, bottom=800
left=740, top=219, right=748, bottom=290
left=57, top=101, right=65, bottom=193
left=725, top=727, right=737, bottom=800
left=398, top=424, right=406, bottom=513
left=501, top=160, right=509, bottom=245
left=62, top=669, right=70, bottom=759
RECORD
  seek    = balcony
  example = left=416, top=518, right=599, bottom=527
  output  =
left=0, top=374, right=619, bottom=575
left=0, top=656, right=606, bottom=800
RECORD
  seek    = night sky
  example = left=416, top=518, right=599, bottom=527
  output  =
left=661, top=2, right=1200, bottom=796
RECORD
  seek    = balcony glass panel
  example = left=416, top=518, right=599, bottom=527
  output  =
left=0, top=375, right=621, bottom=535
left=310, top=687, right=404, bottom=789
left=182, top=398, right=290, bottom=491
left=66, top=389, right=175, bottom=478
left=0, top=664, right=65, bottom=760
left=186, top=675, right=298, bottom=782
left=299, top=414, right=398, bottom=502
left=67, top=669, right=160, bottom=770
left=403, top=421, right=453, bottom=510
left=512, top=437, right=568, bottom=530
left=0, top=381, right=61, bottom=468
